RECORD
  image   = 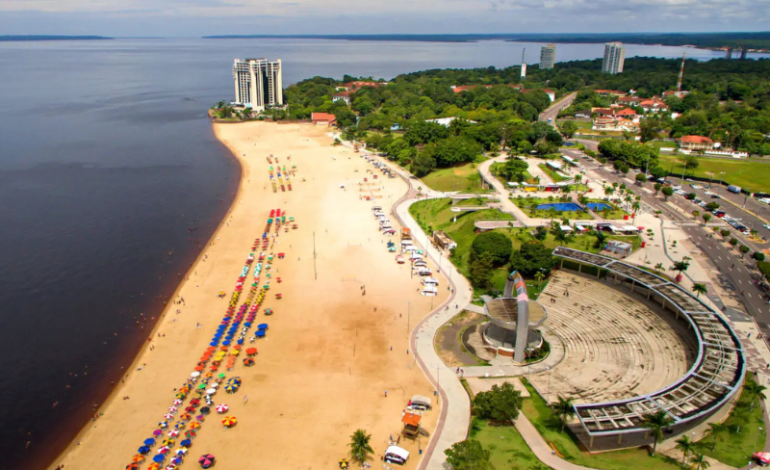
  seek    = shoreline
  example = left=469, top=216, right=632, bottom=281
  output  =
left=47, top=125, right=245, bottom=469
left=53, top=121, right=448, bottom=470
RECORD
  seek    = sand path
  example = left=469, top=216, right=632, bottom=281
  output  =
left=53, top=122, right=447, bottom=470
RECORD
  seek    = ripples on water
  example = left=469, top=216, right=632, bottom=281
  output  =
left=0, top=38, right=764, bottom=470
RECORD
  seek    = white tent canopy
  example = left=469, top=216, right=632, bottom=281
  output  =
left=385, top=446, right=410, bottom=461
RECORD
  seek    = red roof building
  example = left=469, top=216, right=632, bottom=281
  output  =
left=311, top=112, right=337, bottom=126
left=341, top=81, right=387, bottom=90
left=615, top=108, right=637, bottom=117
left=678, top=135, right=714, bottom=150
left=595, top=89, right=626, bottom=96
left=332, top=90, right=353, bottom=105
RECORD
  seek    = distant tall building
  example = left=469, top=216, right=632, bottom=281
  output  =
left=520, top=48, right=527, bottom=78
left=602, top=42, right=626, bottom=75
left=232, top=58, right=283, bottom=111
left=740, top=47, right=748, bottom=60
left=539, top=44, right=556, bottom=70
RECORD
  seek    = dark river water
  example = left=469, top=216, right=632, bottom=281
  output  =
left=0, top=37, right=765, bottom=470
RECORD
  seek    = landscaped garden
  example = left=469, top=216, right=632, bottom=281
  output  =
left=409, top=198, right=640, bottom=297
left=512, top=196, right=595, bottom=220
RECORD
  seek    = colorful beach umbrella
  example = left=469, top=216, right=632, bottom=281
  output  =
left=164, top=413, right=174, bottom=420
left=221, top=416, right=237, bottom=427
left=198, top=454, right=215, bottom=469
left=152, top=455, right=166, bottom=464
left=176, top=447, right=189, bottom=456
left=158, top=446, right=170, bottom=455
left=216, top=404, right=229, bottom=413
left=168, top=406, right=178, bottom=413
left=153, top=429, right=163, bottom=437
left=179, top=413, right=191, bottom=421
left=126, top=464, right=139, bottom=470
left=168, top=429, right=180, bottom=438
left=147, top=463, right=161, bottom=470
left=180, top=439, right=192, bottom=448
left=185, top=430, right=197, bottom=439
left=190, top=421, right=201, bottom=430
left=132, top=454, right=145, bottom=463
left=158, top=421, right=168, bottom=428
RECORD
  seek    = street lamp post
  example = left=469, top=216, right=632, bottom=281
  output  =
left=716, top=172, right=726, bottom=195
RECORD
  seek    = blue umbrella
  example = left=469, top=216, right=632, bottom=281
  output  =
left=153, top=454, right=166, bottom=463
left=237, top=339, right=244, bottom=345
left=244, top=322, right=252, bottom=327
left=223, top=340, right=231, bottom=346
left=258, top=323, right=268, bottom=330
left=180, top=439, right=192, bottom=447
left=138, top=446, right=151, bottom=454
left=172, top=457, right=183, bottom=465
left=256, top=330, right=266, bottom=338
left=209, top=341, right=218, bottom=346
left=144, top=438, right=156, bottom=446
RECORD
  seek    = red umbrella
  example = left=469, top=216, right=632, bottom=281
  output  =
left=246, top=348, right=257, bottom=356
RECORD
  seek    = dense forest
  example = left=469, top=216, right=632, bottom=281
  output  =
left=272, top=57, right=770, bottom=174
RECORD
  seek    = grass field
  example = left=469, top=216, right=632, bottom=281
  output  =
left=587, top=199, right=629, bottom=220
left=421, top=160, right=490, bottom=193
left=538, top=163, right=567, bottom=183
left=658, top=154, right=770, bottom=193
left=409, top=198, right=639, bottom=296
left=700, top=383, right=766, bottom=467
left=519, top=379, right=683, bottom=470
left=470, top=419, right=547, bottom=470
left=558, top=119, right=593, bottom=130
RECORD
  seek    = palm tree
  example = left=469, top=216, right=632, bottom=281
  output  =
left=642, top=411, right=674, bottom=456
left=348, top=429, right=374, bottom=464
left=554, top=229, right=570, bottom=246
left=731, top=405, right=750, bottom=433
left=632, top=201, right=641, bottom=223
left=553, top=396, right=576, bottom=433
left=691, top=283, right=708, bottom=298
left=706, top=422, right=729, bottom=451
left=690, top=453, right=711, bottom=470
left=674, top=435, right=695, bottom=468
left=535, top=271, right=546, bottom=290
left=745, top=379, right=768, bottom=411
left=655, top=262, right=665, bottom=273
left=670, top=259, right=691, bottom=282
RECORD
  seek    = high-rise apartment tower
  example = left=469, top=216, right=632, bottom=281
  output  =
left=602, top=42, right=626, bottom=75
left=232, top=58, right=283, bottom=111
left=540, top=44, right=556, bottom=70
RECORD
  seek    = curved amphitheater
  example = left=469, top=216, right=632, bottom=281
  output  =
left=532, top=271, right=697, bottom=404
left=532, top=248, right=746, bottom=451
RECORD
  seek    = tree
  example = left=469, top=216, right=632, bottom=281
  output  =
left=510, top=241, right=555, bottom=277
left=444, top=440, right=493, bottom=470
left=533, top=226, right=548, bottom=241
left=593, top=230, right=607, bottom=249
left=472, top=382, right=523, bottom=423
left=535, top=271, right=546, bottom=290
left=469, top=252, right=494, bottom=289
left=680, top=154, right=699, bottom=170
left=705, top=422, right=729, bottom=451
left=640, top=120, right=658, bottom=143
left=670, top=259, right=691, bottom=282
left=745, top=378, right=768, bottom=411
left=740, top=245, right=750, bottom=258
left=471, top=232, right=513, bottom=266
left=641, top=411, right=674, bottom=456
left=560, top=120, right=578, bottom=139
left=635, top=173, right=648, bottom=184
left=410, top=151, right=436, bottom=177
left=503, top=158, right=529, bottom=183
left=675, top=435, right=696, bottom=468
left=729, top=237, right=739, bottom=247
left=655, top=262, right=665, bottom=272
left=690, top=453, right=711, bottom=470
left=241, top=107, right=252, bottom=119
left=654, top=183, right=662, bottom=195
left=705, top=202, right=720, bottom=211
left=702, top=213, right=712, bottom=224
left=691, top=283, right=708, bottom=297
left=753, top=252, right=766, bottom=261
left=553, top=396, right=576, bottom=433
left=720, top=229, right=731, bottom=237
left=661, top=186, right=674, bottom=200
left=553, top=227, right=572, bottom=246
left=348, top=429, right=374, bottom=464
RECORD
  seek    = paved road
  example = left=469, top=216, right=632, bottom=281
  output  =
left=567, top=150, right=770, bottom=337
left=539, top=92, right=576, bottom=127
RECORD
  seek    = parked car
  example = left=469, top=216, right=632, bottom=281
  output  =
left=713, top=210, right=726, bottom=218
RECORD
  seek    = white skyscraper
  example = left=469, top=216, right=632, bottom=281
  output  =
left=539, top=44, right=556, bottom=70
left=602, top=42, right=626, bottom=75
left=232, top=58, right=283, bottom=111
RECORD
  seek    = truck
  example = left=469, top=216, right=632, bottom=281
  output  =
left=727, top=185, right=742, bottom=194
left=401, top=227, right=412, bottom=241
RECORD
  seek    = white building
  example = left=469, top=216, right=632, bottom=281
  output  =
left=232, top=58, right=283, bottom=112
left=540, top=44, right=556, bottom=70
left=602, top=43, right=625, bottom=75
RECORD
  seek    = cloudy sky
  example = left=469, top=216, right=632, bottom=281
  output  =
left=0, top=0, right=767, bottom=37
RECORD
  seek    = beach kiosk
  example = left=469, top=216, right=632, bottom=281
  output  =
left=410, top=395, right=432, bottom=411
left=385, top=446, right=410, bottom=465
left=401, top=412, right=422, bottom=438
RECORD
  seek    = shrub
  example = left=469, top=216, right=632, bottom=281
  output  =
left=753, top=252, right=766, bottom=261
left=720, top=229, right=731, bottom=237
left=470, top=231, right=513, bottom=266
left=730, top=238, right=739, bottom=246
left=510, top=241, right=554, bottom=277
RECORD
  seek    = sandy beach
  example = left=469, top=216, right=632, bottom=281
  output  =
left=52, top=122, right=448, bottom=470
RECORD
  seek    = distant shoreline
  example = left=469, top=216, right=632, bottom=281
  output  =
left=0, top=35, right=113, bottom=42
left=201, top=32, right=770, bottom=51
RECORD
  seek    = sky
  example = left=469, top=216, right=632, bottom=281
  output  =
left=0, top=0, right=768, bottom=37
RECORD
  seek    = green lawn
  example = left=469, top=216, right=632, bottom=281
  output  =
left=409, top=198, right=639, bottom=297
left=539, top=163, right=567, bottom=183
left=421, top=160, right=490, bottom=193
left=490, top=162, right=536, bottom=184
left=646, top=141, right=677, bottom=151
left=658, top=154, right=770, bottom=193
left=558, top=119, right=593, bottom=129
left=700, top=384, right=766, bottom=467
left=519, top=379, right=683, bottom=470
left=470, top=419, right=546, bottom=470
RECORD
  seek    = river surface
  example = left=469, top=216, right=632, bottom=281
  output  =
left=0, top=37, right=766, bottom=470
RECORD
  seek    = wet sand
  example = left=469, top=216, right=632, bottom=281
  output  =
left=52, top=122, right=448, bottom=469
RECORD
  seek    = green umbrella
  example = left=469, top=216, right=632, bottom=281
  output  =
left=197, top=384, right=206, bottom=389
left=217, top=373, right=226, bottom=379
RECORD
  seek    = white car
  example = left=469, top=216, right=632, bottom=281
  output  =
left=763, top=224, right=770, bottom=230
left=690, top=184, right=703, bottom=189
left=704, top=191, right=714, bottom=196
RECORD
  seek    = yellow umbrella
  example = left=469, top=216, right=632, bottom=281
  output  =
left=132, top=454, right=145, bottom=463
left=229, top=350, right=239, bottom=356
left=222, top=416, right=237, bottom=427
